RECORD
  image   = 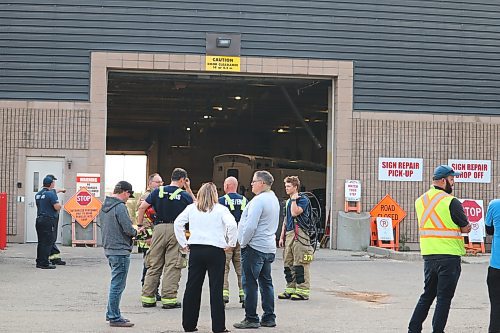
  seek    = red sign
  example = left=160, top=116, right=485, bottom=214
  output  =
left=76, top=190, right=92, bottom=206
left=461, top=200, right=482, bottom=223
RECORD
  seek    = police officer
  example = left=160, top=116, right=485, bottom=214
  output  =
left=218, top=176, right=247, bottom=306
left=45, top=174, right=66, bottom=266
left=278, top=176, right=313, bottom=300
left=35, top=175, right=63, bottom=269
left=138, top=168, right=195, bottom=309
left=136, top=173, right=163, bottom=301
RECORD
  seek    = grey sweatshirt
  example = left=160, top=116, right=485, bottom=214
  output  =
left=238, top=190, right=280, bottom=254
left=100, top=196, right=137, bottom=256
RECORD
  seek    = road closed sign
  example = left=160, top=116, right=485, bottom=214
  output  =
left=64, top=187, right=102, bottom=228
left=448, top=160, right=491, bottom=183
left=378, top=157, right=423, bottom=181
left=459, top=199, right=485, bottom=242
left=370, top=194, right=407, bottom=228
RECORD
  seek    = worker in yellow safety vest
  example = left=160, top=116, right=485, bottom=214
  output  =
left=408, top=165, right=472, bottom=333
left=218, top=176, right=248, bottom=307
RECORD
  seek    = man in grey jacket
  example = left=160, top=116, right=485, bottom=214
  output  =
left=234, top=170, right=280, bottom=329
left=101, top=181, right=138, bottom=328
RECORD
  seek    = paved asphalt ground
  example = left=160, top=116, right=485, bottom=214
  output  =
left=0, top=244, right=492, bottom=333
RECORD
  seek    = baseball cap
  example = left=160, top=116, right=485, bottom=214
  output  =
left=43, top=176, right=55, bottom=186
left=433, top=165, right=461, bottom=180
left=115, top=181, right=135, bottom=198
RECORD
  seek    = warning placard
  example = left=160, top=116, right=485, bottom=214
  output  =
left=449, top=160, right=491, bottom=183
left=345, top=180, right=361, bottom=202
left=459, top=198, right=485, bottom=242
left=376, top=217, right=394, bottom=241
left=370, top=194, right=407, bottom=228
left=378, top=157, right=423, bottom=182
left=205, top=56, right=241, bottom=72
left=64, top=187, right=102, bottom=228
left=76, top=173, right=101, bottom=197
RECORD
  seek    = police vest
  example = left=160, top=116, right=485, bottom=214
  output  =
left=415, top=188, right=465, bottom=256
left=223, top=194, right=247, bottom=211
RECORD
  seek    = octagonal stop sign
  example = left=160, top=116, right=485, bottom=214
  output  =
left=461, top=200, right=483, bottom=223
left=76, top=190, right=92, bottom=206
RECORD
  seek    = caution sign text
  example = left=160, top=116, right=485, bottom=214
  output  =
left=205, top=56, right=241, bottom=72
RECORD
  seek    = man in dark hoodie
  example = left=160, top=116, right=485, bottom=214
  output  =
left=101, top=181, right=138, bottom=328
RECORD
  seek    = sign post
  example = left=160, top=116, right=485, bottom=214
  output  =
left=64, top=187, right=102, bottom=247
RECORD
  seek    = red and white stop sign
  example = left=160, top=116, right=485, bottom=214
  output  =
left=76, top=190, right=92, bottom=206
left=461, top=200, right=483, bottom=223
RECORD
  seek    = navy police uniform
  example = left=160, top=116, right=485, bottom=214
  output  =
left=35, top=187, right=59, bottom=268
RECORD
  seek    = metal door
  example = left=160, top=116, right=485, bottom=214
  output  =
left=25, top=158, right=65, bottom=242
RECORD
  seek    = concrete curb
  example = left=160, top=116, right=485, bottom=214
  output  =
left=367, top=246, right=491, bottom=264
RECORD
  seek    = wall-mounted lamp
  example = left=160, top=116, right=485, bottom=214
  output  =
left=67, top=159, right=73, bottom=169
left=216, top=37, right=231, bottom=48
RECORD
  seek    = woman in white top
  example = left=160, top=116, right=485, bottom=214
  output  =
left=174, top=182, right=237, bottom=333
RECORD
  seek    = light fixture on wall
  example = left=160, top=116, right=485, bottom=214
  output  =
left=216, top=37, right=231, bottom=48
left=67, top=159, right=73, bottom=169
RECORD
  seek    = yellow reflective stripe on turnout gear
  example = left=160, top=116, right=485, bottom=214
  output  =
left=141, top=296, right=156, bottom=304
left=223, top=289, right=230, bottom=297
left=241, top=197, right=247, bottom=209
left=239, top=289, right=244, bottom=296
left=161, top=298, right=178, bottom=305
left=158, top=186, right=183, bottom=199
left=224, top=194, right=235, bottom=211
left=295, top=288, right=310, bottom=296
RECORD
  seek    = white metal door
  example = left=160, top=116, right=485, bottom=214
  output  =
left=25, top=158, right=65, bottom=242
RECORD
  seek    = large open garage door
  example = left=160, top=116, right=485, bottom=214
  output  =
left=106, top=71, right=330, bottom=235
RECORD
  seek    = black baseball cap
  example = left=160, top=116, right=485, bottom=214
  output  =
left=115, top=181, right=135, bottom=198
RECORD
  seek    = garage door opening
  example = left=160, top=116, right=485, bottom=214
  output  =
left=106, top=72, right=330, bottom=194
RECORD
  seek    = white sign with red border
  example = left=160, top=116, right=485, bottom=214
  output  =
left=459, top=198, right=485, bottom=242
left=378, top=157, right=423, bottom=182
left=376, top=217, right=394, bottom=241
left=76, top=173, right=101, bottom=198
left=345, top=180, right=361, bottom=202
left=448, top=160, right=491, bottom=183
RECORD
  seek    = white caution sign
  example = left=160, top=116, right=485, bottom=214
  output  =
left=378, top=157, right=423, bottom=182
left=345, top=180, right=361, bottom=202
left=76, top=173, right=101, bottom=198
left=376, top=217, right=394, bottom=241
left=449, top=160, right=491, bottom=183
left=459, top=199, right=485, bottom=242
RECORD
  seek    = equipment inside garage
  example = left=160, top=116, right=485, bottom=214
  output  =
left=106, top=71, right=330, bottom=192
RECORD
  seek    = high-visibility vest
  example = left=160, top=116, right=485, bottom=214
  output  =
left=415, top=187, right=465, bottom=256
left=223, top=194, right=247, bottom=211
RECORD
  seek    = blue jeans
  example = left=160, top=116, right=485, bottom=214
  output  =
left=106, top=255, right=130, bottom=322
left=241, top=246, right=276, bottom=323
left=408, top=256, right=461, bottom=333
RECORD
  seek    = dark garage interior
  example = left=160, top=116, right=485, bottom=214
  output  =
left=106, top=71, right=330, bottom=189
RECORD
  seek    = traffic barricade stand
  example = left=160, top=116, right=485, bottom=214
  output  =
left=0, top=192, right=7, bottom=250
left=370, top=217, right=400, bottom=251
left=463, top=236, right=485, bottom=255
